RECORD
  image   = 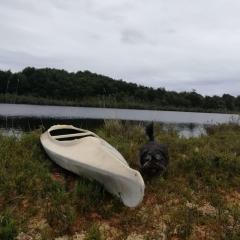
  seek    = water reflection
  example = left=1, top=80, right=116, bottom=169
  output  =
left=0, top=116, right=207, bottom=138
left=0, top=103, right=239, bottom=125
left=1, top=116, right=103, bottom=132
left=1, top=103, right=239, bottom=138
left=175, top=123, right=207, bottom=138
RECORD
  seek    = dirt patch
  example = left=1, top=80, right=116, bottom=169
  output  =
left=225, top=191, right=240, bottom=206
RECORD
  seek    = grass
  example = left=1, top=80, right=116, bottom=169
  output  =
left=85, top=224, right=103, bottom=240
left=0, top=212, right=17, bottom=240
left=0, top=121, right=240, bottom=239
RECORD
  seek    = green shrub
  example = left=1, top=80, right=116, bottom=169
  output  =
left=85, top=224, right=103, bottom=240
left=0, top=213, right=17, bottom=240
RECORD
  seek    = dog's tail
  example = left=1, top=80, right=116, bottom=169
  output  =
left=146, top=122, right=154, bottom=141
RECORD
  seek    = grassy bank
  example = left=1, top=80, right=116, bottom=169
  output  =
left=0, top=93, right=237, bottom=114
left=0, top=121, right=240, bottom=239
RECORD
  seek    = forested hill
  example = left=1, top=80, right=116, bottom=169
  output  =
left=0, top=67, right=239, bottom=112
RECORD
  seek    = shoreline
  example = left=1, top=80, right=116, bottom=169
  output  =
left=1, top=94, right=239, bottom=115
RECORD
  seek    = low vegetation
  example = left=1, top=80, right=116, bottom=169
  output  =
left=0, top=121, right=240, bottom=239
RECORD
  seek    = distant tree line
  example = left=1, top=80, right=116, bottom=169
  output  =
left=0, top=67, right=239, bottom=112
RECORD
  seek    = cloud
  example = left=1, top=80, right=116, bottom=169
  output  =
left=0, top=49, right=62, bottom=70
left=0, top=0, right=240, bottom=96
left=121, top=29, right=152, bottom=45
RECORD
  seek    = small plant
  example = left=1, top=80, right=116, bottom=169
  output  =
left=45, top=186, right=75, bottom=234
left=221, top=206, right=240, bottom=239
left=166, top=206, right=198, bottom=239
left=0, top=213, right=17, bottom=240
left=85, top=224, right=103, bottom=240
left=73, top=179, right=107, bottom=214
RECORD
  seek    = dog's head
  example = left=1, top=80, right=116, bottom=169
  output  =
left=139, top=142, right=169, bottom=175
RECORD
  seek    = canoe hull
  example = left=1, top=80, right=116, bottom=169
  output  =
left=40, top=125, right=145, bottom=207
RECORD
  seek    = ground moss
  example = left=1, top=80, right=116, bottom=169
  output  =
left=0, top=121, right=240, bottom=239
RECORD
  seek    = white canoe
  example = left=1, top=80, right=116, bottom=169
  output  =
left=40, top=125, right=145, bottom=207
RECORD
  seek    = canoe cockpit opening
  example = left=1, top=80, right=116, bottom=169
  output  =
left=49, top=128, right=96, bottom=141
left=50, top=128, right=85, bottom=136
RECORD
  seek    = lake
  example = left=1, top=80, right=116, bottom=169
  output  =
left=0, top=103, right=239, bottom=138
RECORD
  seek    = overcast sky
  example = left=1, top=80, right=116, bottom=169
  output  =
left=1, top=0, right=240, bottom=96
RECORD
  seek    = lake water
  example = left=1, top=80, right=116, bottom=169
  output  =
left=0, top=103, right=239, bottom=138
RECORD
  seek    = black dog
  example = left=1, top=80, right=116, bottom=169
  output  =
left=139, top=123, right=169, bottom=176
